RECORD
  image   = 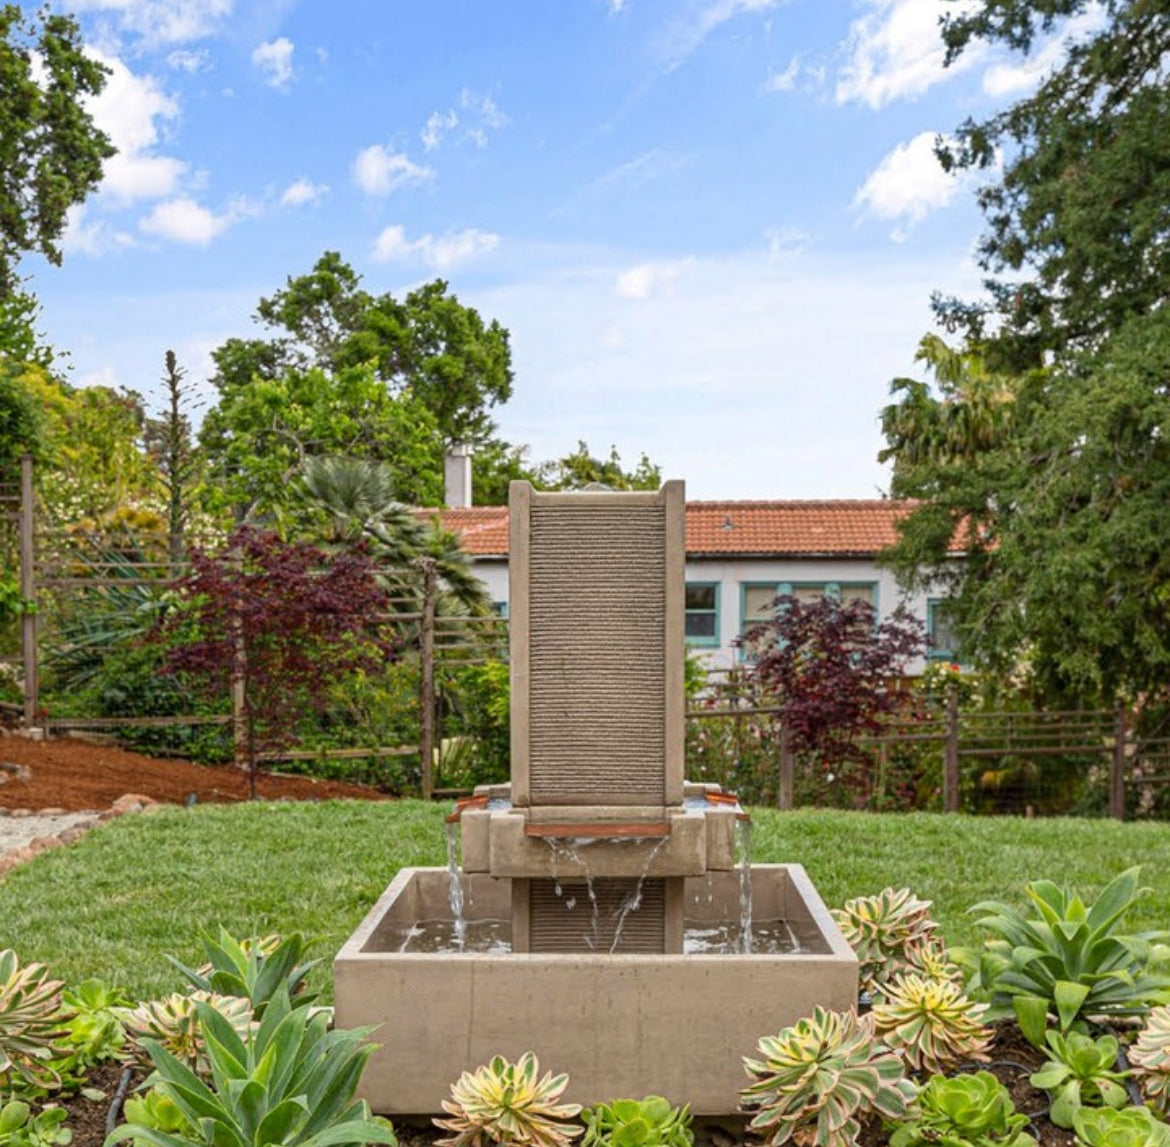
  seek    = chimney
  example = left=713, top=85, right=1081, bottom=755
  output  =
left=444, top=444, right=473, bottom=508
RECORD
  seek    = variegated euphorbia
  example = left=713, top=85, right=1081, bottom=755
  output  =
left=434, top=1052, right=583, bottom=1147
left=832, top=887, right=940, bottom=995
left=740, top=1006, right=916, bottom=1147
left=872, top=973, right=992, bottom=1074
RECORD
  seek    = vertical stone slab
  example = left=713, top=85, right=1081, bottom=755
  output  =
left=509, top=481, right=533, bottom=806
left=508, top=482, right=685, bottom=809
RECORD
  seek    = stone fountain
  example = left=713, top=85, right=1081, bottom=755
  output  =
left=334, top=481, right=857, bottom=1115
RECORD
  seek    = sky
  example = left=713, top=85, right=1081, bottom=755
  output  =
left=20, top=0, right=1082, bottom=500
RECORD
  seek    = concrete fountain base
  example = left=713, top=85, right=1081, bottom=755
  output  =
left=334, top=864, right=858, bottom=1115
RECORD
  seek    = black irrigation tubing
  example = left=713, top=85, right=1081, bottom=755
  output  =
left=105, top=1065, right=135, bottom=1136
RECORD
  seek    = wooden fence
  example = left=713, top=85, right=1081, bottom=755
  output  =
left=0, top=454, right=506, bottom=800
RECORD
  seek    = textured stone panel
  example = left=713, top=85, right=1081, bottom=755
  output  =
left=528, top=877, right=666, bottom=953
left=528, top=503, right=665, bottom=805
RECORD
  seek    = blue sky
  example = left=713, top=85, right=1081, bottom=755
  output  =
left=23, top=0, right=1082, bottom=499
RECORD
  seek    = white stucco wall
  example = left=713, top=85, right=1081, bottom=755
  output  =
left=470, top=554, right=942, bottom=673
left=682, top=557, right=934, bottom=672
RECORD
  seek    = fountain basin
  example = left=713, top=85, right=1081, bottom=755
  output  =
left=334, top=864, right=858, bottom=1115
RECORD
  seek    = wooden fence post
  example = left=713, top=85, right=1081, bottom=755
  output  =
left=19, top=455, right=38, bottom=729
left=943, top=684, right=960, bottom=812
left=418, top=560, right=437, bottom=801
left=1110, top=700, right=1127, bottom=821
left=777, top=724, right=794, bottom=810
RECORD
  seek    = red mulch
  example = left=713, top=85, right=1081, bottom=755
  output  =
left=0, top=734, right=388, bottom=810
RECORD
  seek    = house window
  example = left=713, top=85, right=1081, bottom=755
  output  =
left=684, top=582, right=720, bottom=646
left=738, top=581, right=878, bottom=658
left=927, top=599, right=963, bottom=663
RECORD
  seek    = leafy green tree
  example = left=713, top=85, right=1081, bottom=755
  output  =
left=935, top=0, right=1170, bottom=369
left=884, top=2, right=1170, bottom=705
left=536, top=440, right=662, bottom=491
left=0, top=4, right=113, bottom=295
left=200, top=362, right=443, bottom=520
left=203, top=253, right=514, bottom=517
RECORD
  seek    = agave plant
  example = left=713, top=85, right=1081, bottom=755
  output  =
left=740, top=1006, right=915, bottom=1147
left=434, top=1052, right=583, bottom=1147
left=1072, top=1105, right=1170, bottom=1147
left=832, top=888, right=940, bottom=995
left=108, top=987, right=396, bottom=1147
left=889, top=1071, right=1035, bottom=1147
left=1029, top=1030, right=1130, bottom=1129
left=581, top=1097, right=692, bottom=1147
left=1128, top=1003, right=1170, bottom=1114
left=871, top=973, right=992, bottom=1074
left=167, top=928, right=319, bottom=1018
left=116, top=991, right=252, bottom=1071
left=0, top=950, right=70, bottom=1092
left=963, top=867, right=1170, bottom=1045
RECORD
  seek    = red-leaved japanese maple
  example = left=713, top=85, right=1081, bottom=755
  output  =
left=741, top=594, right=926, bottom=779
left=159, top=527, right=395, bottom=797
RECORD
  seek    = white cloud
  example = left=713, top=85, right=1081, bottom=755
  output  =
left=608, top=0, right=627, bottom=11
left=614, top=258, right=693, bottom=300
left=280, top=178, right=328, bottom=207
left=981, top=9, right=1105, bottom=97
left=139, top=195, right=257, bottom=245
left=421, top=109, right=458, bottom=151
left=70, top=0, right=233, bottom=44
left=460, top=89, right=508, bottom=129
left=836, top=0, right=981, bottom=109
left=660, top=0, right=785, bottom=71
left=87, top=50, right=186, bottom=203
left=352, top=145, right=433, bottom=196
left=166, top=48, right=209, bottom=72
left=62, top=205, right=135, bottom=256
left=77, top=365, right=120, bottom=389
left=763, top=225, right=809, bottom=258
left=372, top=225, right=500, bottom=269
left=252, top=37, right=294, bottom=90
left=764, top=56, right=800, bottom=92
left=853, top=131, right=968, bottom=236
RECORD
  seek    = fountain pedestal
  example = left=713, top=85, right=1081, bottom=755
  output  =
left=333, top=481, right=858, bottom=1113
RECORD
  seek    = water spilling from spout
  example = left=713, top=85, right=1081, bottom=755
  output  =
left=444, top=821, right=467, bottom=950
left=735, top=818, right=753, bottom=954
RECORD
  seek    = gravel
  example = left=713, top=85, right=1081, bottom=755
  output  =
left=0, top=810, right=99, bottom=857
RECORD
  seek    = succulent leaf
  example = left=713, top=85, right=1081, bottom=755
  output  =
left=871, top=973, right=992, bottom=1074
left=435, top=1052, right=583, bottom=1147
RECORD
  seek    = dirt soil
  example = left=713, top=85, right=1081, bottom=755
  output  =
left=0, top=734, right=388, bottom=810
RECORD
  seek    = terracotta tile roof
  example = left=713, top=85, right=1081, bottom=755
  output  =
left=429, top=500, right=915, bottom=558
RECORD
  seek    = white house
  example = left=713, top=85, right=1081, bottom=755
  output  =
left=432, top=498, right=959, bottom=673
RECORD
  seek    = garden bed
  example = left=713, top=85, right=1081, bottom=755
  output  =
left=0, top=735, right=388, bottom=810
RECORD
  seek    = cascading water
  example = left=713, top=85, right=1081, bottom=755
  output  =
left=735, top=816, right=753, bottom=954
left=444, top=821, right=467, bottom=949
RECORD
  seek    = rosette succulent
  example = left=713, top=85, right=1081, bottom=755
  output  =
left=871, top=973, right=992, bottom=1074
left=889, top=1072, right=1035, bottom=1147
left=116, top=991, right=252, bottom=1071
left=1073, top=1105, right=1170, bottom=1147
left=1130, top=1003, right=1170, bottom=1114
left=832, top=888, right=940, bottom=995
left=741, top=1006, right=915, bottom=1147
left=0, top=950, right=70, bottom=1092
left=434, top=1053, right=583, bottom=1147
left=1029, top=1030, right=1129, bottom=1129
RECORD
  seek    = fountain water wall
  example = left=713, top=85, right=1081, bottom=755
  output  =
left=334, top=481, right=857, bottom=1114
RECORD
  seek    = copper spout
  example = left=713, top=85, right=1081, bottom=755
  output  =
left=705, top=790, right=741, bottom=806
left=445, top=794, right=489, bottom=823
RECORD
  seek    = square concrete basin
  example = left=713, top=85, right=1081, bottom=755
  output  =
left=334, top=864, right=858, bottom=1116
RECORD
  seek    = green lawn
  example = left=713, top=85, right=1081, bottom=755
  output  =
left=1, top=800, right=1168, bottom=1001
